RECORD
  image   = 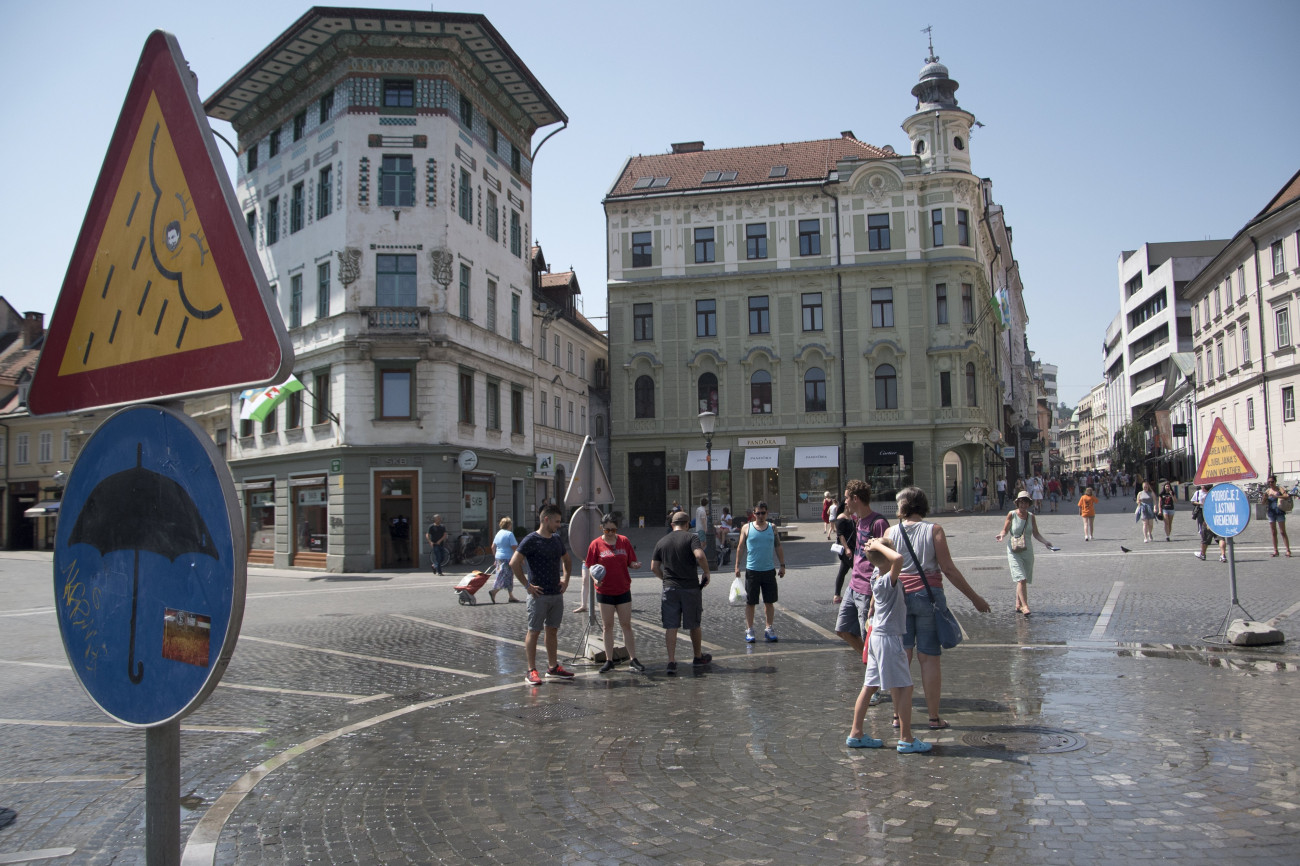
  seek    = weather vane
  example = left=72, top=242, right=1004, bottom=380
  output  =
left=922, top=25, right=938, bottom=63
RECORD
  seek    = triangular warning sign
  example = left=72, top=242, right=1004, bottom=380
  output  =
left=565, top=436, right=616, bottom=506
left=1193, top=417, right=1257, bottom=485
left=29, top=31, right=290, bottom=416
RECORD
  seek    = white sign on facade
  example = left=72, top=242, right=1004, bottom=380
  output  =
left=738, top=436, right=787, bottom=447
left=535, top=453, right=554, bottom=476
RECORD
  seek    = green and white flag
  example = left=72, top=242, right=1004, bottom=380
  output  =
left=240, top=375, right=304, bottom=422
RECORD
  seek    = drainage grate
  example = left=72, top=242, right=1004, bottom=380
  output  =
left=959, top=726, right=1086, bottom=754
left=500, top=703, right=604, bottom=726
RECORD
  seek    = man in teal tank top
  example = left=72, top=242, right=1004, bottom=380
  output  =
left=734, top=500, right=786, bottom=642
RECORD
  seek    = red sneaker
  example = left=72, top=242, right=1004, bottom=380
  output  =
left=523, top=669, right=543, bottom=686
left=546, top=664, right=575, bottom=679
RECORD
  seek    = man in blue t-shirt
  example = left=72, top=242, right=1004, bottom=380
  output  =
left=510, top=504, right=573, bottom=685
left=734, top=500, right=786, bottom=643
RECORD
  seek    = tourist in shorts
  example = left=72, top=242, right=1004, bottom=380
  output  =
left=845, top=536, right=930, bottom=753
left=511, top=504, right=574, bottom=685
left=734, top=501, right=786, bottom=642
left=652, top=511, right=712, bottom=672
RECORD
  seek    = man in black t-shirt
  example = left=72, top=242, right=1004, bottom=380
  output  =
left=511, top=505, right=574, bottom=685
left=651, top=511, right=712, bottom=672
left=427, top=515, right=448, bottom=575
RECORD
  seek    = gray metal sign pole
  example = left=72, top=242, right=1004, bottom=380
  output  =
left=147, top=721, right=180, bottom=866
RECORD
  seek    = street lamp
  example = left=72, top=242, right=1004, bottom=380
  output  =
left=1020, top=419, right=1038, bottom=481
left=698, top=411, right=717, bottom=566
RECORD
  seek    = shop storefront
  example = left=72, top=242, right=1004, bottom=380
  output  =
left=244, top=480, right=275, bottom=565
left=794, top=446, right=840, bottom=521
left=743, top=446, right=781, bottom=517
left=290, top=475, right=328, bottom=568
left=862, top=441, right=913, bottom=502
left=375, top=471, right=417, bottom=570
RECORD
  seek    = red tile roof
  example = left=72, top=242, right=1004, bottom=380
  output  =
left=606, top=136, right=892, bottom=199
left=1256, top=168, right=1300, bottom=220
left=540, top=270, right=578, bottom=292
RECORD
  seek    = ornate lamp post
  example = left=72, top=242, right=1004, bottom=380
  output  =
left=698, top=411, right=717, bottom=566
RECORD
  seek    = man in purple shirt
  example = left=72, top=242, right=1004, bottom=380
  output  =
left=833, top=480, right=891, bottom=653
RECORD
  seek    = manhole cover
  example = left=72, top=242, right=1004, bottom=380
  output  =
left=500, top=703, right=603, bottom=726
left=959, top=726, right=1086, bottom=754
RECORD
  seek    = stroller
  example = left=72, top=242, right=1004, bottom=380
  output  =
left=453, top=561, right=497, bottom=605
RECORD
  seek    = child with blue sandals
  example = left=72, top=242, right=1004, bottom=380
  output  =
left=846, top=536, right=932, bottom=754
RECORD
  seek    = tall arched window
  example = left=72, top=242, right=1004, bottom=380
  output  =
left=804, top=366, right=826, bottom=412
left=750, top=370, right=773, bottom=414
left=634, top=375, right=655, bottom=418
left=874, top=364, right=898, bottom=410
left=698, top=372, right=719, bottom=413
left=965, top=362, right=978, bottom=407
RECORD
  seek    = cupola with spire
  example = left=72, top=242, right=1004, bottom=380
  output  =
left=902, top=29, right=976, bottom=175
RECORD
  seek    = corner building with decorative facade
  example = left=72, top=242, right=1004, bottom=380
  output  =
left=204, top=8, right=565, bottom=571
left=605, top=52, right=1017, bottom=524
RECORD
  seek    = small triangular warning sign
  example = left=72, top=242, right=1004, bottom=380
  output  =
left=29, top=31, right=289, bottom=415
left=565, top=436, right=616, bottom=506
left=1193, top=417, right=1257, bottom=485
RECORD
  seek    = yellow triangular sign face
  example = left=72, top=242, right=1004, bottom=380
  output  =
left=59, top=92, right=243, bottom=375
left=1193, top=417, right=1257, bottom=485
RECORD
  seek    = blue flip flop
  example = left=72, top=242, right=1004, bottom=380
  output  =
left=846, top=735, right=883, bottom=749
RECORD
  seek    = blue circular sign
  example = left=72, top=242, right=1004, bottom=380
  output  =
left=1205, top=483, right=1251, bottom=539
left=54, top=405, right=245, bottom=727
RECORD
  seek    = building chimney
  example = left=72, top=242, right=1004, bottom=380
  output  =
left=841, top=130, right=856, bottom=139
left=670, top=141, right=704, bottom=154
left=23, top=311, right=43, bottom=348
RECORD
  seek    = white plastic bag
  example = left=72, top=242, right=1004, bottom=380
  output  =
left=728, top=577, right=746, bottom=606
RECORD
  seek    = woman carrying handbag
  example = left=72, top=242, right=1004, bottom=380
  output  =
left=886, top=486, right=991, bottom=731
left=995, top=491, right=1054, bottom=616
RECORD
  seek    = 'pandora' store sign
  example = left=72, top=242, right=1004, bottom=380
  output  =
left=737, top=436, right=786, bottom=447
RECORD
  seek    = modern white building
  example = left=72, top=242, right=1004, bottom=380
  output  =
left=204, top=8, right=566, bottom=570
left=1184, top=169, right=1300, bottom=485
left=1107, top=241, right=1227, bottom=474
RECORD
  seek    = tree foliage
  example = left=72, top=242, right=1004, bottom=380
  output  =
left=1101, top=421, right=1146, bottom=474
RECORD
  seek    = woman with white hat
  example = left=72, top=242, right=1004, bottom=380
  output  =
left=995, top=490, right=1053, bottom=616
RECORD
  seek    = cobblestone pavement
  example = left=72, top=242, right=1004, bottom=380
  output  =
left=2, top=500, right=1299, bottom=865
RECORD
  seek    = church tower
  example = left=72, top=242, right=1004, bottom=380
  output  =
left=902, top=35, right=975, bottom=175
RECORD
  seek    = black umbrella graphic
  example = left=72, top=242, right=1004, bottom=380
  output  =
left=69, top=443, right=218, bottom=684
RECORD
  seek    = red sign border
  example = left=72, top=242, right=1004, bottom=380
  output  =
left=29, top=31, right=290, bottom=416
left=1192, top=417, right=1257, bottom=485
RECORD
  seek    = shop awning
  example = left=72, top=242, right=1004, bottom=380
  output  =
left=794, top=446, right=839, bottom=468
left=24, top=501, right=61, bottom=517
left=743, top=448, right=780, bottom=469
left=685, top=449, right=731, bottom=471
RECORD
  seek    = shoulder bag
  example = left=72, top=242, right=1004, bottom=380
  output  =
left=1009, top=514, right=1028, bottom=552
left=896, top=521, right=963, bottom=649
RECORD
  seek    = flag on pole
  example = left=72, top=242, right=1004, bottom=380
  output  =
left=995, top=286, right=1011, bottom=328
left=240, top=375, right=304, bottom=422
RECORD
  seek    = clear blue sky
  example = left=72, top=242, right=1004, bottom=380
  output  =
left=4, top=0, right=1297, bottom=407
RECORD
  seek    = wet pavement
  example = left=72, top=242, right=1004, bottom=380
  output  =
left=2, top=498, right=1299, bottom=864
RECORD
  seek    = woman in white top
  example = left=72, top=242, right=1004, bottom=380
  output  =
left=1135, top=481, right=1156, bottom=543
left=888, top=486, right=991, bottom=731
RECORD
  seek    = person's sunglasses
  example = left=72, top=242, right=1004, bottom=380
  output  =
left=603, top=525, right=617, bottom=532
left=756, top=510, right=768, bottom=515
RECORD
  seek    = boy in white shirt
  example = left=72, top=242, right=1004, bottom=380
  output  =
left=845, top=537, right=931, bottom=754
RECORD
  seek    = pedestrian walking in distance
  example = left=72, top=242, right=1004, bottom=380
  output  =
left=1135, top=481, right=1156, bottom=543
left=1158, top=481, right=1177, bottom=543
left=427, top=514, right=448, bottom=575
left=511, top=505, right=574, bottom=685
left=1264, top=475, right=1292, bottom=557
left=1077, top=487, right=1098, bottom=541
